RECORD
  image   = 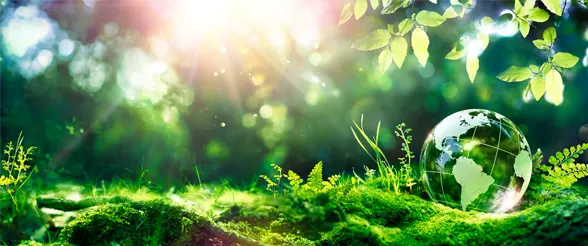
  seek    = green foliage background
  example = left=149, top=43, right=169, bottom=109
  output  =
left=0, top=0, right=587, bottom=188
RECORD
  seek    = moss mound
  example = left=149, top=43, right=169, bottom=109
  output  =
left=319, top=188, right=588, bottom=246
left=57, top=199, right=256, bottom=246
left=32, top=185, right=588, bottom=246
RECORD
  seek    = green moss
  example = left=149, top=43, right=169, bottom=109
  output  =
left=319, top=188, right=588, bottom=246
left=57, top=199, right=251, bottom=246
left=336, top=187, right=441, bottom=227
left=29, top=183, right=588, bottom=246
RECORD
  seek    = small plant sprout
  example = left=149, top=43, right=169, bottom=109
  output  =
left=395, top=123, right=417, bottom=191
left=259, top=163, right=283, bottom=197
left=351, top=115, right=417, bottom=194
left=0, top=132, right=36, bottom=212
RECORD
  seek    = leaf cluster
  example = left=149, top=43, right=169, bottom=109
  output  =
left=340, top=0, right=581, bottom=106
left=347, top=0, right=453, bottom=74
left=497, top=27, right=579, bottom=105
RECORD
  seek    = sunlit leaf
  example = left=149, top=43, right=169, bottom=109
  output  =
left=351, top=29, right=391, bottom=51
left=378, top=47, right=393, bottom=74
left=388, top=24, right=395, bottom=34
left=416, top=10, right=446, bottom=27
left=381, top=0, right=404, bottom=14
left=552, top=52, right=579, bottom=68
left=533, top=39, right=549, bottom=49
left=398, top=18, right=414, bottom=35
left=477, top=33, right=489, bottom=50
left=443, top=6, right=459, bottom=19
left=496, top=12, right=515, bottom=26
left=466, top=54, right=479, bottom=83
left=543, top=27, right=557, bottom=43
left=390, top=37, right=407, bottom=68
left=370, top=0, right=380, bottom=9
left=412, top=27, right=429, bottom=67
left=529, top=65, right=540, bottom=73
left=530, top=75, right=545, bottom=100
left=523, top=0, right=536, bottom=13
left=355, top=0, right=368, bottom=20
left=445, top=46, right=465, bottom=60
left=519, top=20, right=530, bottom=37
left=481, top=16, right=494, bottom=26
left=497, top=66, right=533, bottom=82
left=545, top=69, right=563, bottom=105
left=339, top=2, right=354, bottom=25
left=382, top=0, right=391, bottom=6
left=540, top=0, right=562, bottom=16
left=540, top=62, right=552, bottom=76
left=527, top=8, right=549, bottom=22
left=514, top=0, right=523, bottom=14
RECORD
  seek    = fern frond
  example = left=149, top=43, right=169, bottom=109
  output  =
left=304, top=161, right=324, bottom=191
left=285, top=170, right=302, bottom=191
left=547, top=143, right=588, bottom=167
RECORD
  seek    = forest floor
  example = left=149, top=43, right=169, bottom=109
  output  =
left=2, top=179, right=588, bottom=246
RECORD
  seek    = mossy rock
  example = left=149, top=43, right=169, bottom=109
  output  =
left=57, top=199, right=257, bottom=246
left=319, top=188, right=588, bottom=246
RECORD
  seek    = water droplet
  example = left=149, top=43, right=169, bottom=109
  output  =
left=213, top=72, right=218, bottom=76
left=220, top=122, right=226, bottom=127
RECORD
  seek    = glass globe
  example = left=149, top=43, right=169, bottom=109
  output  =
left=420, top=109, right=533, bottom=213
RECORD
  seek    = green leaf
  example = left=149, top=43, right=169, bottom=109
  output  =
left=543, top=27, right=557, bottom=44
left=370, top=0, right=380, bottom=9
left=530, top=75, right=545, bottom=100
left=378, top=47, right=393, bottom=74
left=545, top=68, right=563, bottom=105
left=382, top=0, right=391, bottom=6
left=477, top=33, right=489, bottom=50
left=496, top=12, right=515, bottom=26
left=339, top=2, right=354, bottom=25
left=522, top=0, right=536, bottom=13
left=397, top=18, right=414, bottom=36
left=497, top=66, right=533, bottom=82
left=540, top=62, right=552, bottom=76
left=540, top=0, right=563, bottom=16
left=416, top=10, right=446, bottom=27
left=388, top=24, right=395, bottom=34
left=445, top=46, right=465, bottom=60
left=514, top=0, right=523, bottom=13
left=527, top=8, right=549, bottom=22
left=412, top=27, right=429, bottom=67
left=519, top=20, right=530, bottom=37
left=443, top=6, right=459, bottom=19
left=529, top=65, right=540, bottom=73
left=390, top=37, right=408, bottom=68
left=355, top=0, right=368, bottom=20
left=533, top=39, right=550, bottom=49
left=381, top=0, right=404, bottom=14
left=552, top=52, right=579, bottom=68
left=466, top=54, right=479, bottom=83
left=351, top=29, right=391, bottom=51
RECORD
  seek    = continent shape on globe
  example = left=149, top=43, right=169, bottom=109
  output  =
left=420, top=109, right=533, bottom=213
left=452, top=157, right=494, bottom=211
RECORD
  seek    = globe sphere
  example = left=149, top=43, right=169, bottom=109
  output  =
left=420, top=109, right=532, bottom=213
